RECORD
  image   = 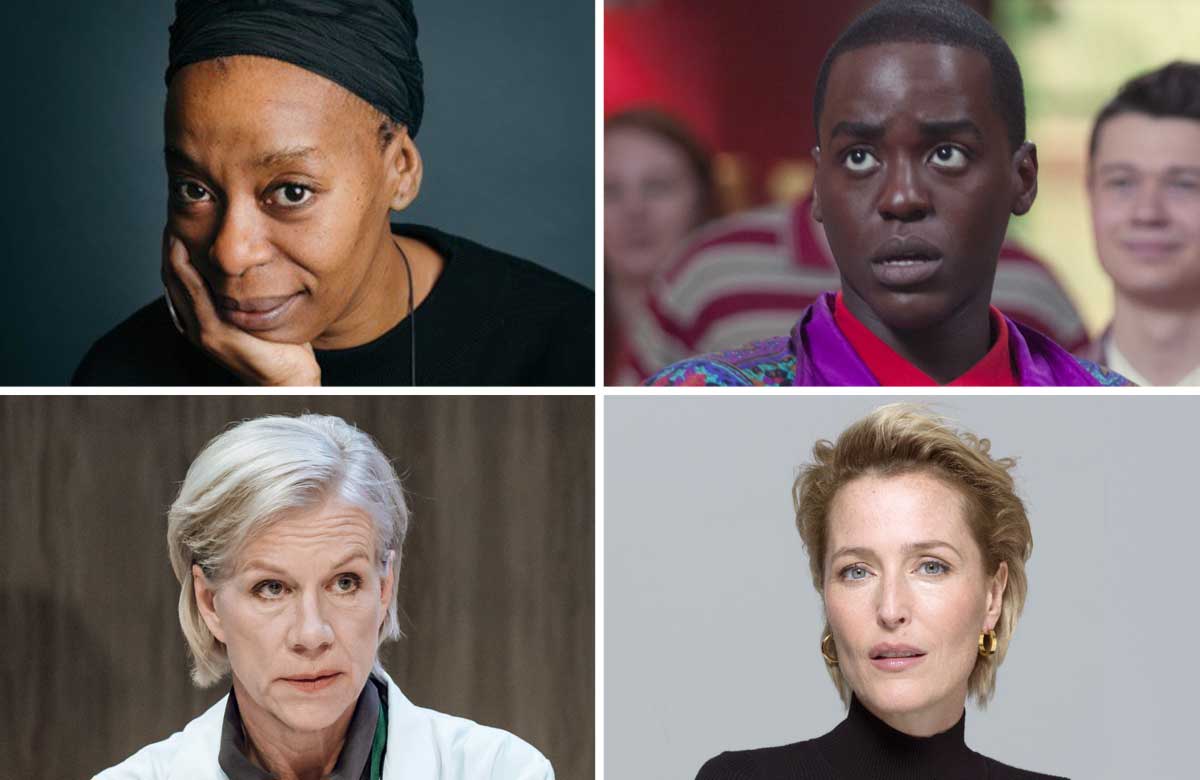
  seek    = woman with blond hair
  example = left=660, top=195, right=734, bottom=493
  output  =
left=697, top=404, right=1064, bottom=779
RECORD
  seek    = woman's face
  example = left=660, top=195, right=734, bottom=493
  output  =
left=164, top=55, right=401, bottom=347
left=197, top=498, right=393, bottom=734
left=822, top=471, right=1006, bottom=734
left=604, top=126, right=705, bottom=284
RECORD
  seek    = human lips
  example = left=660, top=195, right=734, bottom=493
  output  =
left=216, top=293, right=303, bottom=331
left=869, top=236, right=944, bottom=288
left=280, top=670, right=343, bottom=692
left=1120, top=238, right=1183, bottom=260
left=868, top=643, right=927, bottom=672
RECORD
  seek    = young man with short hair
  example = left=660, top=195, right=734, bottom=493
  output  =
left=648, top=0, right=1128, bottom=387
left=1080, top=61, right=1200, bottom=386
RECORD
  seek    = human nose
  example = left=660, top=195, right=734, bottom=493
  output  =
left=878, top=157, right=932, bottom=223
left=287, top=589, right=334, bottom=653
left=875, top=571, right=912, bottom=629
left=1131, top=180, right=1169, bottom=227
left=208, top=197, right=274, bottom=277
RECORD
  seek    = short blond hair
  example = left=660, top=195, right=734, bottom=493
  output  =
left=167, top=414, right=409, bottom=687
left=794, top=404, right=1031, bottom=707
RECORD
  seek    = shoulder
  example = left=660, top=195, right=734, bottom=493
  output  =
left=982, top=755, right=1070, bottom=780
left=92, top=697, right=226, bottom=780
left=383, top=675, right=553, bottom=779
left=646, top=338, right=795, bottom=386
left=397, top=223, right=592, bottom=308
left=72, top=298, right=226, bottom=386
left=650, top=206, right=800, bottom=321
left=695, top=740, right=826, bottom=780
left=73, top=298, right=172, bottom=385
left=1075, top=357, right=1135, bottom=386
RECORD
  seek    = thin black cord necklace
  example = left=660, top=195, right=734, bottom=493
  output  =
left=394, top=239, right=417, bottom=386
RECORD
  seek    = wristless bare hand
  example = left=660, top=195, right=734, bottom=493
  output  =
left=161, top=229, right=322, bottom=386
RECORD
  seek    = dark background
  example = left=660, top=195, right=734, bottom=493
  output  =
left=0, top=395, right=594, bottom=779
left=0, top=2, right=595, bottom=385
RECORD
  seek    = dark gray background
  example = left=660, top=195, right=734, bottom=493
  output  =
left=0, top=395, right=594, bottom=779
left=606, top=395, right=1199, bottom=780
left=0, top=2, right=595, bottom=385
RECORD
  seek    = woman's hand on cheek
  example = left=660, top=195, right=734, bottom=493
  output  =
left=161, top=229, right=322, bottom=386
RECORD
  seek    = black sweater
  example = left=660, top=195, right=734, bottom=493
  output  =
left=72, top=224, right=593, bottom=386
left=696, top=697, right=1067, bottom=780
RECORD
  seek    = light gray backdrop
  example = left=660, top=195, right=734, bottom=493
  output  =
left=605, top=396, right=1198, bottom=780
left=0, top=1, right=593, bottom=384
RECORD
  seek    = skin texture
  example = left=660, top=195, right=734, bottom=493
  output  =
left=604, top=125, right=706, bottom=285
left=1089, top=114, right=1200, bottom=384
left=811, top=43, right=1038, bottom=383
left=163, top=55, right=443, bottom=386
left=193, top=499, right=395, bottom=780
left=823, top=472, right=1007, bottom=737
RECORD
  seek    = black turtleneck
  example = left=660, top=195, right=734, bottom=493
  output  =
left=695, top=697, right=1068, bottom=780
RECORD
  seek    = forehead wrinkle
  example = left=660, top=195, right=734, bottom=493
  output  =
left=235, top=508, right=377, bottom=570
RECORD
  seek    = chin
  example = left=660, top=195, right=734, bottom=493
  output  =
left=856, top=678, right=935, bottom=716
left=271, top=690, right=356, bottom=733
left=865, top=291, right=958, bottom=332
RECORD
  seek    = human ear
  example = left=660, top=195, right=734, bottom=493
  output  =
left=384, top=127, right=423, bottom=212
left=379, top=550, right=396, bottom=615
left=192, top=564, right=226, bottom=644
left=810, top=146, right=824, bottom=223
left=1011, top=142, right=1038, bottom=216
left=983, top=561, right=1009, bottom=631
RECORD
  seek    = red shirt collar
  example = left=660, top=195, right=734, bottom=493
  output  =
left=833, top=293, right=1016, bottom=386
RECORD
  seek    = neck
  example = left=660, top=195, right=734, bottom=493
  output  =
left=841, top=287, right=993, bottom=384
left=314, top=225, right=440, bottom=351
left=233, top=678, right=354, bottom=780
left=1111, top=292, right=1200, bottom=385
left=856, top=690, right=967, bottom=738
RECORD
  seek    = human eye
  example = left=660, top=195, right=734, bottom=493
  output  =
left=839, top=564, right=871, bottom=581
left=928, top=144, right=969, bottom=171
left=1168, top=176, right=1200, bottom=193
left=170, top=179, right=213, bottom=206
left=1101, top=174, right=1137, bottom=192
left=332, top=573, right=363, bottom=595
left=842, top=148, right=880, bottom=174
left=267, top=182, right=315, bottom=208
left=917, top=559, right=950, bottom=576
left=252, top=579, right=288, bottom=600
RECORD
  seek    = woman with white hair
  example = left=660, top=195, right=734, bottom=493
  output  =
left=94, top=413, right=552, bottom=780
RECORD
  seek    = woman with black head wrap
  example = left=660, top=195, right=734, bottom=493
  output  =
left=72, top=0, right=593, bottom=387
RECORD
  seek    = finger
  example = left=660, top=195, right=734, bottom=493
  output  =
left=167, top=236, right=223, bottom=335
left=161, top=231, right=198, bottom=338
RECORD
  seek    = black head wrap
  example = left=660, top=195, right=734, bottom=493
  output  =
left=166, top=0, right=424, bottom=137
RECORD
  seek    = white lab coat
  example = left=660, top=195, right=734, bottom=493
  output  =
left=92, top=670, right=555, bottom=780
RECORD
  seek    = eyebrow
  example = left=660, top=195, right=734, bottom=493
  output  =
left=829, top=539, right=963, bottom=561
left=828, top=118, right=983, bottom=143
left=240, top=549, right=372, bottom=577
left=1096, top=163, right=1200, bottom=177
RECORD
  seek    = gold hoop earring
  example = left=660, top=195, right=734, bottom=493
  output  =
left=820, top=632, right=839, bottom=665
left=978, top=629, right=998, bottom=657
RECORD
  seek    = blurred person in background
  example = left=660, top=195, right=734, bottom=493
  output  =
left=1080, top=61, right=1200, bottom=385
left=605, top=109, right=717, bottom=384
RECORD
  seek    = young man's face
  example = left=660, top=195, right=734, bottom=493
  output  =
left=812, top=43, right=1036, bottom=331
left=1089, top=114, right=1200, bottom=307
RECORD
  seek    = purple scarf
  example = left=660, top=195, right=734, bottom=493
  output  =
left=791, top=293, right=1113, bottom=387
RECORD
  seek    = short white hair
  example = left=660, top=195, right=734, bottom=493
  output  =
left=167, top=414, right=408, bottom=687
